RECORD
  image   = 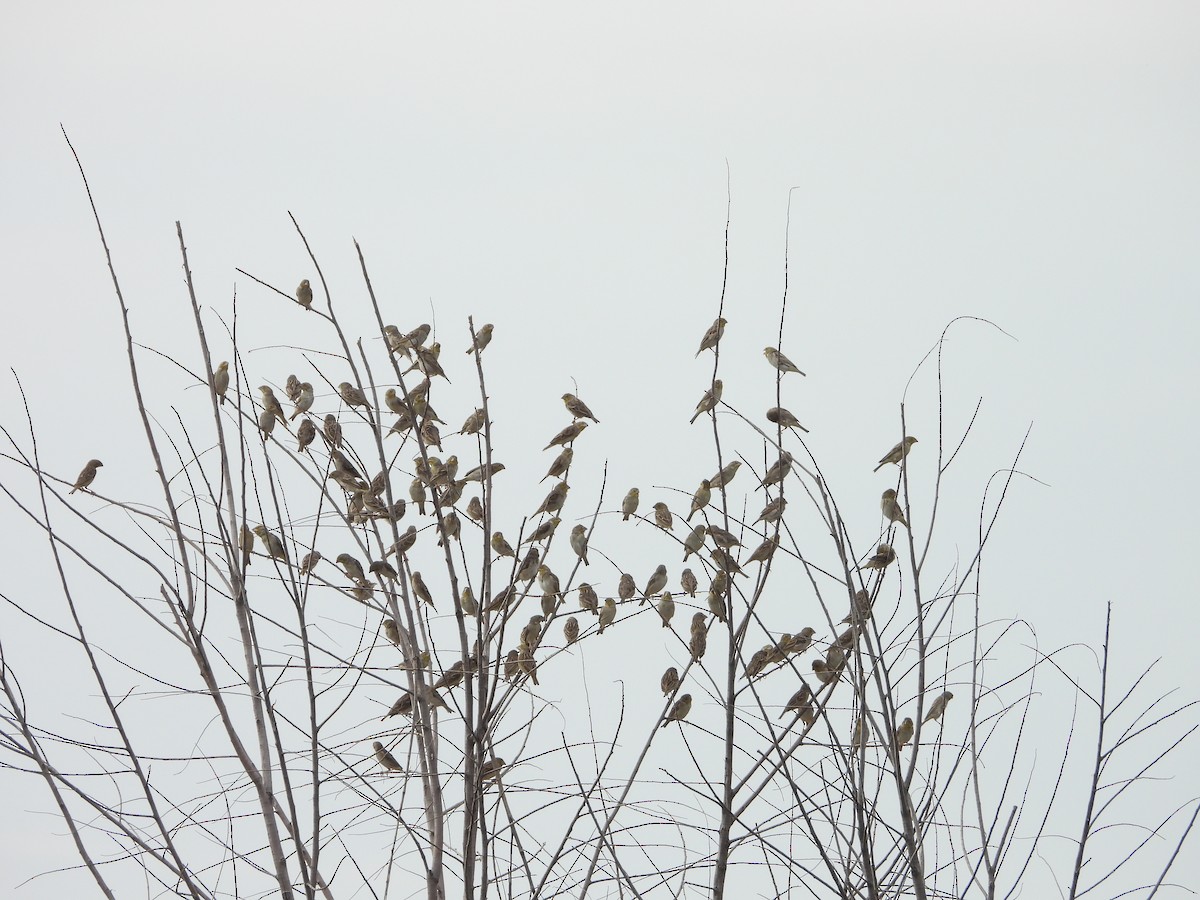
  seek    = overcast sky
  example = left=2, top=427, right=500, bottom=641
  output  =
left=1, top=4, right=1197, bottom=897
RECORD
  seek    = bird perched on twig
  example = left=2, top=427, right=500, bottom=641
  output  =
left=621, top=488, right=640, bottom=521
left=652, top=502, right=674, bottom=531
left=296, top=279, right=313, bottom=310
left=895, top=717, right=914, bottom=750
left=661, top=666, right=680, bottom=696
left=686, top=480, right=712, bottom=522
left=680, top=568, right=698, bottom=597
left=709, top=460, right=741, bottom=490
left=373, top=741, right=403, bottom=772
left=657, top=592, right=675, bottom=628
left=695, top=317, right=726, bottom=357
left=338, top=382, right=371, bottom=410
left=597, top=598, right=617, bottom=634
left=578, top=583, right=599, bottom=615
left=682, top=525, right=706, bottom=562
left=212, top=361, right=230, bottom=404
left=544, top=421, right=588, bottom=450
left=534, top=481, right=569, bottom=516
left=70, top=459, right=103, bottom=494
left=661, top=693, right=693, bottom=728
left=863, top=544, right=896, bottom=571
left=296, top=418, right=316, bottom=453
left=541, top=447, right=573, bottom=483
left=642, top=564, right=668, bottom=603
left=881, top=489, right=908, bottom=528
left=690, top=380, right=723, bottom=424
left=766, top=406, right=808, bottom=432
left=569, top=524, right=589, bottom=564
left=874, top=436, right=918, bottom=472
left=563, top=616, right=580, bottom=644
left=491, top=532, right=515, bottom=558
left=763, top=346, right=806, bottom=376
left=562, top=393, right=600, bottom=423
left=467, top=323, right=493, bottom=354
left=922, top=690, right=953, bottom=724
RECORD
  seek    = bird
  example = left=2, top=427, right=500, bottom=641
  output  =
left=479, top=757, right=506, bottom=784
left=544, top=421, right=588, bottom=450
left=251, top=525, right=288, bottom=561
left=465, top=496, right=484, bottom=522
left=766, top=406, right=808, bottom=432
left=562, top=393, right=600, bottom=423
left=460, top=408, right=486, bottom=436
left=705, top=526, right=739, bottom=549
left=296, top=279, right=313, bottom=310
left=598, top=598, right=617, bottom=634
left=289, top=383, right=313, bottom=420
left=922, top=691, right=953, bottom=724
left=409, top=479, right=427, bottom=515
left=755, top=496, right=787, bottom=525
left=322, top=414, right=342, bottom=449
left=298, top=550, right=321, bottom=575
left=523, top=612, right=547, bottom=648
left=686, top=480, right=712, bottom=522
left=338, top=382, right=371, bottom=410
left=621, top=488, right=640, bottom=521
left=661, top=666, right=680, bottom=696
left=411, top=572, right=434, bottom=607
left=690, top=380, right=723, bottom=424
left=661, top=693, right=693, bottom=728
left=569, top=524, right=589, bottom=564
left=709, top=460, right=741, bottom=490
left=617, top=574, right=636, bottom=603
left=382, top=618, right=400, bottom=645
left=537, top=565, right=561, bottom=610
left=863, top=544, right=896, bottom=570
left=69, top=459, right=103, bottom=494
left=706, top=589, right=727, bottom=623
left=534, top=481, right=569, bottom=516
left=212, top=361, right=230, bottom=404
left=467, top=323, right=493, bottom=354
left=763, top=346, right=806, bottom=376
left=881, top=489, right=908, bottom=528
left=373, top=741, right=403, bottom=772
left=811, top=659, right=839, bottom=684
left=384, top=388, right=408, bottom=417
left=491, top=532, right=515, bottom=558
left=874, top=436, right=918, bottom=472
left=285, top=374, right=303, bottom=403
left=258, top=385, right=288, bottom=426
left=657, top=592, right=675, bottom=628
left=841, top=589, right=873, bottom=624
left=895, top=717, right=914, bottom=750
left=710, top=547, right=743, bottom=576
left=745, top=536, right=778, bottom=565
left=296, top=418, right=316, bottom=453
left=336, top=553, right=367, bottom=584
left=761, top=452, right=793, bottom=488
left=836, top=626, right=859, bottom=651
left=745, top=647, right=771, bottom=679
left=642, top=564, right=668, bottom=603
left=682, top=525, right=706, bottom=562
left=781, top=685, right=815, bottom=725
left=695, top=317, right=726, bottom=357
left=541, top=447, right=573, bottom=482
left=388, top=526, right=418, bottom=557
left=516, top=548, right=540, bottom=582
left=563, top=616, right=580, bottom=644
left=437, top=511, right=461, bottom=546
left=680, top=568, right=698, bottom=597
left=650, top=502, right=675, bottom=532
left=689, top=613, right=707, bottom=660
left=458, top=587, right=478, bottom=617
left=369, top=559, right=399, bottom=581
left=503, top=650, right=520, bottom=680
left=461, top=462, right=505, bottom=483
left=578, top=582, right=599, bottom=615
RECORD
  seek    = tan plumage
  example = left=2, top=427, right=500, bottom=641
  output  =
left=289, top=383, right=313, bottom=420
left=388, top=525, right=418, bottom=557
left=479, top=757, right=506, bottom=784
left=336, top=553, right=367, bottom=584
left=544, top=421, right=588, bottom=451
left=458, top=586, right=478, bottom=617
left=491, top=532, right=515, bottom=558
left=709, top=460, right=741, bottom=490
left=296, top=279, right=313, bottom=310
left=369, top=559, right=399, bottom=581
left=562, top=393, right=599, bottom=423
left=569, top=524, right=589, bottom=564
left=503, top=650, right=520, bottom=680
left=285, top=374, right=303, bottom=403
left=212, top=361, right=230, bottom=404
left=409, top=479, right=427, bottom=515
left=763, top=346, right=806, bottom=376
left=465, top=496, right=484, bottom=522
left=811, top=659, right=839, bottom=685
left=766, top=406, right=808, bottom=432
left=689, top=612, right=707, bottom=660
left=258, top=406, right=277, bottom=441
left=621, top=488, right=640, bottom=521
left=642, top=564, right=668, bottom=603
left=563, top=616, right=580, bottom=644
left=461, top=462, right=505, bottom=483
left=755, top=496, right=787, bottom=525
left=617, top=573, right=636, bottom=602
left=881, top=488, right=908, bottom=528
left=707, top=589, right=727, bottom=623
left=651, top=502, right=674, bottom=531
left=516, top=547, right=540, bottom=582
left=541, top=447, right=573, bottom=483
left=841, top=589, right=873, bottom=624
left=467, top=323, right=494, bottom=354
left=710, top=547, right=743, bottom=576
left=895, top=717, right=914, bottom=750
left=296, top=417, right=316, bottom=453
left=922, top=690, right=953, bottom=724
left=373, top=741, right=403, bottom=772
left=69, top=459, right=103, bottom=494
left=437, top=511, right=461, bottom=546
left=535, top=481, right=569, bottom=516
left=661, top=666, right=680, bottom=696
left=690, top=380, right=723, bottom=424
left=578, top=582, right=599, bottom=615
left=682, top=525, right=706, bottom=562
left=661, top=693, right=693, bottom=727
left=322, top=414, right=342, bottom=449
left=745, top=647, right=771, bottom=679
left=695, top=317, right=726, bottom=357
left=382, top=618, right=401, bottom=646
left=259, top=386, right=288, bottom=427
left=686, top=480, right=712, bottom=522
left=762, top=452, right=793, bottom=488
left=251, top=525, right=288, bottom=561
left=706, top=525, right=740, bottom=549
left=781, top=685, right=815, bottom=725
left=874, top=436, right=918, bottom=472
left=338, top=381, right=370, bottom=410
left=745, top=535, right=778, bottom=565
left=863, top=544, right=896, bottom=570
left=298, top=550, right=321, bottom=575
left=597, top=598, right=617, bottom=634
left=657, top=592, right=675, bottom=628
left=461, top=407, right=486, bottom=436
left=411, top=572, right=435, bottom=607
left=537, top=565, right=561, bottom=614
left=680, top=568, right=698, bottom=597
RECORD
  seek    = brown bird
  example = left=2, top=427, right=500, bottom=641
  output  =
left=617, top=573, right=636, bottom=602
left=689, top=612, right=707, bottom=660
left=682, top=525, right=706, bottom=562
left=541, top=447, right=573, bottom=482
left=621, top=487, right=640, bottom=521
left=562, top=393, right=599, bottom=423
left=479, top=757, right=506, bottom=784
left=503, top=650, right=520, bottom=680
left=863, top=544, right=896, bottom=571
left=661, top=693, right=693, bottom=728
left=841, top=589, right=873, bottom=624
left=881, top=489, right=908, bottom=528
left=336, top=553, right=367, bottom=584
left=811, top=659, right=839, bottom=685
left=467, top=323, right=494, bottom=354
left=322, top=414, right=343, bottom=449
left=296, top=279, right=313, bottom=310
left=409, top=479, right=427, bottom=515
left=745, top=535, right=779, bottom=565
left=895, top=716, right=914, bottom=750
left=298, top=550, right=321, bottom=575
left=338, top=382, right=371, bottom=410
left=761, top=452, right=793, bottom=488
left=781, top=685, right=815, bottom=725
left=763, top=346, right=806, bottom=376
left=686, top=480, right=712, bottom=522
left=652, top=502, right=675, bottom=531
left=766, top=406, right=808, bottom=432
left=680, top=568, right=698, bottom=597
left=369, top=559, right=399, bottom=581
left=690, top=380, right=723, bottom=424
left=661, top=666, right=680, bottom=696
left=411, top=571, right=435, bottom=607
left=657, top=592, right=675, bottom=628
left=642, top=564, right=668, bottom=603
left=461, top=462, right=505, bottom=483
left=296, top=417, right=316, bottom=453
left=709, top=460, right=741, bottom=490
left=516, top=547, right=540, bottom=582
left=695, top=317, right=726, bottom=357
left=491, top=531, right=515, bottom=558
left=754, top=496, right=787, bottom=525
left=290, top=383, right=313, bottom=420
left=563, top=616, right=580, bottom=644
left=69, top=459, right=103, bottom=494
left=534, top=481, right=569, bottom=516
left=569, top=524, right=589, bottom=564
left=212, top=361, right=230, bottom=404
left=597, top=598, right=617, bottom=634
left=388, top=525, right=418, bottom=557
left=874, top=436, right=918, bottom=472
left=922, top=690, right=954, bottom=724
left=373, top=741, right=403, bottom=772
left=458, top=586, right=479, bottom=617
left=460, top=407, right=486, bottom=436
left=466, top=496, right=484, bottom=522
left=578, top=582, right=599, bottom=615
left=544, top=421, right=588, bottom=451
left=382, top=618, right=401, bottom=646
left=251, top=525, right=288, bottom=561
left=706, top=589, right=727, bottom=623
left=258, top=386, right=288, bottom=427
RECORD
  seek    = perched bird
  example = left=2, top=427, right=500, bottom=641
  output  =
left=707, top=589, right=727, bottom=623
left=336, top=553, right=367, bottom=584
left=338, top=382, right=371, bottom=410
left=682, top=525, right=706, bottom=562
left=285, top=374, right=303, bottom=403
left=863, top=544, right=896, bottom=571
left=290, top=383, right=313, bottom=420
left=212, top=361, right=230, bottom=404
left=258, top=406, right=278, bottom=440
left=661, top=666, right=680, bottom=696
left=785, top=627, right=815, bottom=655
left=534, top=481, right=569, bottom=516
left=238, top=525, right=255, bottom=567
left=537, top=565, right=561, bottom=609
left=296, top=417, right=316, bottom=454
left=458, top=586, right=479, bottom=617
left=369, top=559, right=399, bottom=581
left=384, top=687, right=449, bottom=718
left=405, top=323, right=432, bottom=352
left=597, top=597, right=617, bottom=634
left=562, top=393, right=599, bottom=423
left=686, top=480, right=712, bottom=522
left=762, top=452, right=793, bottom=488
left=544, top=421, right=588, bottom=451
left=503, top=650, right=520, bottom=680
left=516, top=548, right=540, bottom=582
left=420, top=420, right=443, bottom=450
left=745, top=535, right=779, bottom=565
left=298, top=550, right=321, bottom=575
left=689, top=612, right=707, bottom=660
left=825, top=645, right=845, bottom=670
left=895, top=717, right=914, bottom=750
left=836, top=626, right=859, bottom=651
left=259, top=386, right=288, bottom=427
left=328, top=468, right=367, bottom=493
left=850, top=716, right=866, bottom=750
left=766, top=406, right=808, bottom=432
left=460, top=407, right=486, bottom=436
left=409, top=479, right=427, bottom=515
left=690, top=380, right=723, bottom=424
left=642, top=564, right=668, bottom=603
left=781, top=685, right=815, bottom=725
left=322, top=414, right=343, bottom=449
left=811, top=659, right=839, bottom=685
left=252, top=525, right=287, bottom=561
left=874, top=436, right=918, bottom=472
left=388, top=525, right=418, bottom=557
left=709, top=460, right=741, bottom=490
left=680, top=568, right=698, bottom=597
left=652, top=502, right=674, bottom=531
left=411, top=572, right=434, bottom=607
left=922, top=690, right=954, bottom=724
left=331, top=449, right=362, bottom=479
left=617, top=573, right=636, bottom=603
left=467, top=323, right=494, bottom=354
left=755, top=496, right=787, bottom=525
left=541, top=447, right=574, bottom=483
left=657, top=592, right=675, bottom=628
left=437, top=512, right=461, bottom=546
left=382, top=618, right=401, bottom=646
left=621, top=487, right=640, bottom=521
left=763, top=346, right=806, bottom=376
left=465, top=496, right=484, bottom=522
left=661, top=693, right=693, bottom=728
left=296, top=279, right=313, bottom=310
left=520, top=616, right=543, bottom=652
left=479, top=757, right=505, bottom=784
left=373, top=741, right=403, bottom=772
left=710, top=547, right=743, bottom=576
left=563, top=616, right=580, bottom=644
left=461, top=462, right=505, bottom=483
left=578, top=583, right=599, bottom=615
left=745, top=647, right=771, bottom=679
left=69, top=459, right=103, bottom=494
left=695, top=317, right=726, bottom=357
left=384, top=388, right=408, bottom=417
left=491, top=532, right=516, bottom=558
left=881, top=489, right=908, bottom=528
left=841, top=589, right=873, bottom=624
left=569, top=524, right=589, bottom=564
left=488, top=586, right=516, bottom=613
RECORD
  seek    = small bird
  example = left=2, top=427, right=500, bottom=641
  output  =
left=755, top=496, right=787, bottom=525
left=661, top=693, right=693, bottom=728
left=251, top=525, right=288, bottom=561
left=491, top=532, right=515, bottom=558
left=338, top=382, right=371, bottom=410
left=652, top=502, right=674, bottom=531
left=895, top=717, right=914, bottom=750
left=781, top=685, right=815, bottom=725
left=598, top=597, right=617, bottom=634
left=388, top=525, right=418, bottom=557
left=762, top=452, right=793, bottom=488
left=369, top=559, right=399, bottom=581
left=479, top=757, right=505, bottom=784
left=811, top=659, right=839, bottom=684
left=922, top=690, right=953, bottom=724
left=69, top=459, right=103, bottom=494
left=467, top=323, right=494, bottom=354
left=488, top=586, right=516, bottom=613
left=706, top=525, right=740, bottom=549
left=690, top=380, right=723, bottom=424
left=874, top=436, right=918, bottom=472
left=563, top=616, right=580, bottom=644
left=710, top=547, right=743, bottom=576
left=621, top=488, right=640, bottom=521
left=458, top=587, right=479, bottom=617
left=706, top=589, right=727, bottom=623
left=409, top=479, right=427, bottom=515
left=562, top=393, right=599, bottom=423
left=863, top=544, right=896, bottom=570
left=745, top=536, right=778, bottom=565
left=836, top=626, right=859, bottom=651
left=465, top=496, right=484, bottom=522
left=578, top=582, right=599, bottom=615
left=284, top=374, right=302, bottom=403
left=569, top=524, right=589, bottom=564
left=384, top=388, right=408, bottom=417
left=657, top=592, right=675, bottom=628
left=382, top=618, right=400, bottom=645
left=534, top=481, right=569, bottom=516
left=695, top=317, right=726, bottom=357
left=238, top=525, right=255, bottom=567
left=537, top=565, right=561, bottom=609
left=686, top=480, right=712, bottom=522
left=437, top=512, right=461, bottom=546
left=523, top=613, right=547, bottom=648
left=328, top=468, right=367, bottom=493
left=296, top=418, right=316, bottom=453
left=766, top=406, right=808, bottom=432
left=461, top=407, right=486, bottom=436
left=682, top=525, right=706, bottom=562
left=881, top=489, right=908, bottom=528
left=257, top=405, right=278, bottom=441
left=841, top=589, right=873, bottom=624
left=336, top=553, right=367, bottom=584
left=212, top=361, right=230, bottom=404
left=289, top=383, right=313, bottom=420
left=461, top=462, right=505, bottom=483
left=763, top=346, right=806, bottom=376
left=709, top=460, right=741, bottom=490
left=661, top=666, right=680, bottom=696
left=373, top=741, right=403, bottom=772
left=680, top=568, right=698, bottom=597
left=544, top=421, right=588, bottom=451
left=642, top=564, right=668, bottom=603
left=411, top=572, right=435, bottom=607
left=745, top=646, right=771, bottom=679
left=825, top=644, right=845, bottom=670
left=296, top=279, right=313, bottom=310
left=617, top=573, right=636, bottom=603
left=516, top=548, right=540, bottom=582
left=259, top=385, right=288, bottom=427
left=689, top=612, right=707, bottom=660
left=322, top=414, right=343, bottom=449
left=541, top=447, right=573, bottom=482
left=298, top=550, right=321, bottom=575
left=503, top=650, right=520, bottom=680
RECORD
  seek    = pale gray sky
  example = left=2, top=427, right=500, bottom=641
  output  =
left=1, top=3, right=1197, bottom=897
